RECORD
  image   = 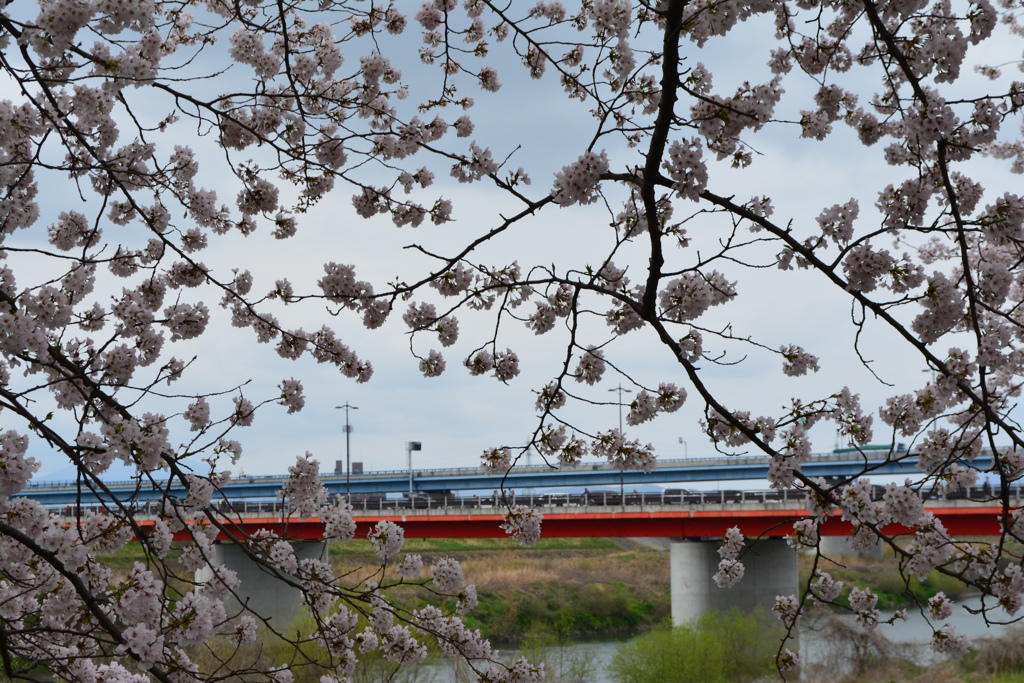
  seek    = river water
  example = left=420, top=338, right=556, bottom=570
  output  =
left=394, top=596, right=1023, bottom=683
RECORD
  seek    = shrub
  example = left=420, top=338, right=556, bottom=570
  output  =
left=606, top=609, right=781, bottom=683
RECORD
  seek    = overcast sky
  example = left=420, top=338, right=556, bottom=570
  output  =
left=14, top=6, right=1019, bottom=486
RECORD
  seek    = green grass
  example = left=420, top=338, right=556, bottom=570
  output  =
left=92, top=542, right=184, bottom=577
left=458, top=580, right=667, bottom=641
left=95, top=542, right=148, bottom=570
left=328, top=536, right=620, bottom=556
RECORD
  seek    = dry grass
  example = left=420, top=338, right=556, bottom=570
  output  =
left=812, top=661, right=1024, bottom=683
left=328, top=544, right=669, bottom=594
left=460, top=549, right=668, bottom=593
left=325, top=543, right=671, bottom=642
left=462, top=556, right=562, bottom=592
left=801, top=617, right=1024, bottom=683
left=803, top=661, right=953, bottom=683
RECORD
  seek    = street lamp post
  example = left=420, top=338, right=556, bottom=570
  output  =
left=335, top=403, right=358, bottom=500
left=406, top=441, right=422, bottom=498
left=608, top=384, right=633, bottom=502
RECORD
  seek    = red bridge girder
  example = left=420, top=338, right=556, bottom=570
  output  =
left=161, top=504, right=1007, bottom=542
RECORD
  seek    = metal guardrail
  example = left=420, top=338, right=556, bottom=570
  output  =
left=27, top=459, right=696, bottom=489
left=30, top=445, right=1004, bottom=490
left=48, top=483, right=1023, bottom=517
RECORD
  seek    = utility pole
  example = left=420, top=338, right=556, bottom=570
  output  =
left=407, top=441, right=422, bottom=498
left=608, top=384, right=632, bottom=503
left=609, top=383, right=632, bottom=433
left=335, top=403, right=358, bottom=500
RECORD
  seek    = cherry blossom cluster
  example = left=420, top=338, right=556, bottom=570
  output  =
left=535, top=425, right=589, bottom=468
left=882, top=479, right=926, bottom=528
left=848, top=587, right=881, bottom=630
left=903, top=514, right=954, bottom=579
left=278, top=453, right=328, bottom=518
left=712, top=526, right=746, bottom=588
left=550, top=151, right=609, bottom=205
left=658, top=271, right=736, bottom=322
left=663, top=138, right=708, bottom=201
left=779, top=345, right=819, bottom=377
left=430, top=557, right=465, bottom=593
left=500, top=506, right=543, bottom=547
left=481, top=447, right=513, bottom=474
left=808, top=571, right=843, bottom=605
left=786, top=519, right=820, bottom=550
left=932, top=625, right=970, bottom=656
left=0, top=431, right=38, bottom=500
left=368, top=520, right=406, bottom=560
left=625, top=383, right=686, bottom=425
left=773, top=594, right=802, bottom=630
left=4, top=0, right=1024, bottom=677
left=590, top=429, right=656, bottom=473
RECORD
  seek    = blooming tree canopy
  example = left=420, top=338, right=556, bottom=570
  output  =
left=1, top=0, right=1024, bottom=678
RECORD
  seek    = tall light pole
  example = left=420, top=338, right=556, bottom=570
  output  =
left=608, top=384, right=632, bottom=433
left=335, top=403, right=358, bottom=500
left=407, top=441, right=422, bottom=497
left=609, top=384, right=632, bottom=502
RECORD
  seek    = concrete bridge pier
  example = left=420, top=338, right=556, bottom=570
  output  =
left=670, top=538, right=797, bottom=624
left=196, top=540, right=327, bottom=628
left=819, top=534, right=884, bottom=560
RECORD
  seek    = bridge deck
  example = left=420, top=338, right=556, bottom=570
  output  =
left=20, top=450, right=1002, bottom=505
left=91, top=498, right=1013, bottom=541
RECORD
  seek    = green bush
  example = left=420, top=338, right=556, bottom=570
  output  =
left=606, top=609, right=781, bottom=683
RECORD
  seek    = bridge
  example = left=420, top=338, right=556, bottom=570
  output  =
left=185, top=501, right=1011, bottom=541
left=47, top=483, right=1001, bottom=541
left=113, top=484, right=1007, bottom=542
left=17, top=448, right=997, bottom=507
left=119, top=487, right=1014, bottom=628
left=27, top=452, right=1010, bottom=629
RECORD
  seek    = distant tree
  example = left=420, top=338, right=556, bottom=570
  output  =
left=0, top=0, right=1023, bottom=680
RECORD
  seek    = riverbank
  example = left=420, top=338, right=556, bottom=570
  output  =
left=329, top=536, right=990, bottom=640
left=96, top=536, right=994, bottom=642
left=91, top=536, right=672, bottom=642
left=802, top=611, right=1024, bottom=683
left=92, top=536, right=1024, bottom=681
left=797, top=549, right=973, bottom=610
left=329, top=537, right=671, bottom=642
